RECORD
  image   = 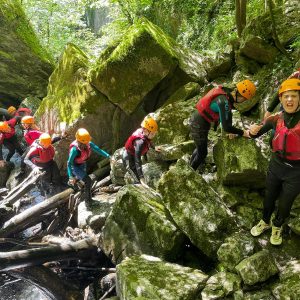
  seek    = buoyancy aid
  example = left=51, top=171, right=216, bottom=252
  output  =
left=125, top=128, right=151, bottom=156
left=196, top=86, right=231, bottom=123
left=69, top=140, right=91, bottom=164
left=16, top=107, right=32, bottom=117
left=29, top=141, right=55, bottom=165
left=272, top=113, right=300, bottom=160
left=24, top=129, right=42, bottom=146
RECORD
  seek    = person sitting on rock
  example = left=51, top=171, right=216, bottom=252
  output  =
left=16, top=116, right=43, bottom=179
left=250, top=78, right=300, bottom=246
left=0, top=120, right=24, bottom=164
left=122, top=116, right=159, bottom=188
left=263, top=68, right=300, bottom=122
left=189, top=79, right=256, bottom=171
left=67, top=128, right=111, bottom=204
left=24, top=133, right=63, bottom=194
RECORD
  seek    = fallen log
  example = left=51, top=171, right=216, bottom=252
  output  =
left=0, top=237, right=97, bottom=271
left=0, top=188, right=74, bottom=237
left=8, top=265, right=83, bottom=300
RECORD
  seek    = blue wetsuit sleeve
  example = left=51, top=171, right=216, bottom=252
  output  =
left=212, top=96, right=244, bottom=135
left=67, top=146, right=79, bottom=178
left=90, top=141, right=110, bottom=158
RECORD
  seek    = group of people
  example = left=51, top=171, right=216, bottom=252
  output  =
left=189, top=71, right=300, bottom=246
left=1, top=69, right=300, bottom=245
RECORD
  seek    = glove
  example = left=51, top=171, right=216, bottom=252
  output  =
left=68, top=177, right=77, bottom=186
left=33, top=167, right=42, bottom=175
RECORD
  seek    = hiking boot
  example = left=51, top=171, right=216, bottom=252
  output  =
left=250, top=219, right=271, bottom=237
left=270, top=225, right=283, bottom=246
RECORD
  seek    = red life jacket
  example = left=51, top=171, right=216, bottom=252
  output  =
left=272, top=114, right=300, bottom=160
left=29, top=142, right=55, bottom=165
left=196, top=86, right=231, bottom=123
left=69, top=140, right=91, bottom=164
left=16, top=107, right=32, bottom=117
left=125, top=128, right=151, bottom=156
left=24, top=129, right=42, bottom=146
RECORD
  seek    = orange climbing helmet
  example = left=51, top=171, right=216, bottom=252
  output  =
left=7, top=106, right=16, bottom=115
left=39, top=133, right=52, bottom=148
left=236, top=79, right=256, bottom=100
left=279, top=78, right=300, bottom=95
left=141, top=116, right=158, bottom=133
left=75, top=128, right=91, bottom=144
left=0, top=121, right=10, bottom=132
left=21, top=115, right=35, bottom=125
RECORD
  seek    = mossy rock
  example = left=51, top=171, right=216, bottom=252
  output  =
left=213, top=137, right=268, bottom=188
left=116, top=255, right=208, bottom=300
left=101, top=185, right=186, bottom=263
left=90, top=18, right=206, bottom=114
left=158, top=158, right=237, bottom=259
left=0, top=0, right=53, bottom=102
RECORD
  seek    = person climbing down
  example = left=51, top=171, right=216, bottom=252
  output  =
left=67, top=128, right=111, bottom=204
left=250, top=78, right=300, bottom=246
left=0, top=120, right=24, bottom=163
left=189, top=79, right=256, bottom=171
left=122, top=116, right=160, bottom=188
left=24, top=133, right=63, bottom=194
left=16, top=116, right=43, bottom=179
left=263, top=68, right=300, bottom=122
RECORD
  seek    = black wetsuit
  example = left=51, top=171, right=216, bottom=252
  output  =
left=251, top=110, right=300, bottom=227
left=189, top=87, right=243, bottom=170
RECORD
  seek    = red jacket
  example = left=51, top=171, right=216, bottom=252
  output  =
left=196, top=86, right=231, bottom=123
left=125, top=128, right=151, bottom=156
left=28, top=142, right=55, bottom=165
left=0, top=120, right=16, bottom=143
left=69, top=140, right=91, bottom=164
left=272, top=114, right=300, bottom=160
left=24, top=129, right=43, bottom=146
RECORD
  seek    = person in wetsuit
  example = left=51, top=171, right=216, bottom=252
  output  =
left=189, top=79, right=256, bottom=170
left=250, top=78, right=300, bottom=246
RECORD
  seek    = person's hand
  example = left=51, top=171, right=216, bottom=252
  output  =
left=249, top=124, right=262, bottom=136
left=0, top=160, right=6, bottom=167
left=227, top=133, right=238, bottom=139
left=33, top=166, right=42, bottom=175
left=155, top=146, right=162, bottom=152
left=139, top=178, right=149, bottom=188
left=68, top=177, right=77, bottom=186
left=243, top=130, right=250, bottom=138
left=263, top=111, right=272, bottom=121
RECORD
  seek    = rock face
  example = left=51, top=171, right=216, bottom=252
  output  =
left=101, top=185, right=186, bottom=263
left=213, top=137, right=268, bottom=188
left=0, top=0, right=53, bottom=104
left=90, top=18, right=206, bottom=115
left=116, top=255, right=208, bottom=300
left=0, top=162, right=12, bottom=187
left=158, top=158, right=236, bottom=258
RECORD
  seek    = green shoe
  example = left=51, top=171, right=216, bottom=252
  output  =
left=250, top=219, right=271, bottom=237
left=270, top=225, right=283, bottom=246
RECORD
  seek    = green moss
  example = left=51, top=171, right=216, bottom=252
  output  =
left=0, top=50, right=15, bottom=60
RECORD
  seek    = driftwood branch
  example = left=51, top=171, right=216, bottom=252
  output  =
left=0, top=188, right=73, bottom=237
left=0, top=237, right=97, bottom=271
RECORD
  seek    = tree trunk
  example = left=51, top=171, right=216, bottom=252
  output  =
left=0, top=237, right=97, bottom=271
left=9, top=266, right=83, bottom=300
left=235, top=0, right=247, bottom=37
left=0, top=188, right=73, bottom=237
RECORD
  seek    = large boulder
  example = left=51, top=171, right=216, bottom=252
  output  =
left=158, top=158, right=236, bottom=258
left=213, top=137, right=268, bottom=188
left=35, top=44, right=141, bottom=171
left=0, top=0, right=53, bottom=103
left=101, top=185, right=186, bottom=263
left=90, top=18, right=206, bottom=115
left=235, top=250, right=279, bottom=285
left=116, top=255, right=208, bottom=300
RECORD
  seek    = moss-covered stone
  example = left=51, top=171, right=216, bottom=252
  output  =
left=116, top=255, right=208, bottom=300
left=0, top=0, right=53, bottom=102
left=90, top=18, right=206, bottom=114
left=101, top=185, right=186, bottom=263
left=213, top=137, right=268, bottom=188
left=235, top=250, right=279, bottom=285
left=217, top=232, right=256, bottom=271
left=201, top=271, right=242, bottom=299
left=158, top=158, right=237, bottom=258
